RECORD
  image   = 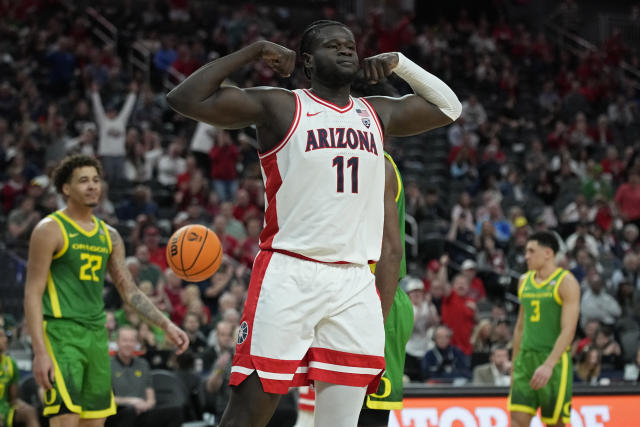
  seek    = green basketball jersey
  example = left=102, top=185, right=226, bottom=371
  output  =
left=384, top=152, right=406, bottom=280
left=519, top=268, right=569, bottom=352
left=0, top=354, right=19, bottom=407
left=43, top=211, right=112, bottom=327
left=366, top=153, right=413, bottom=410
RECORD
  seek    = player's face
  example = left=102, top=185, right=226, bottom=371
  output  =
left=310, top=26, right=359, bottom=87
left=525, top=240, right=548, bottom=270
left=64, top=166, right=102, bottom=208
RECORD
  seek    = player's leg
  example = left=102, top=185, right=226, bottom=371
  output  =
left=314, top=381, right=367, bottom=427
left=78, top=418, right=106, bottom=427
left=540, top=352, right=572, bottom=427
left=49, top=413, right=81, bottom=427
left=12, top=399, right=40, bottom=427
left=218, top=371, right=281, bottom=427
left=510, top=411, right=534, bottom=427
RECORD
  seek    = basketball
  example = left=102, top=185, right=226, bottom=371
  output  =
left=166, top=224, right=223, bottom=282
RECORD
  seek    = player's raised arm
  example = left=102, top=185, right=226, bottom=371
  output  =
left=166, top=40, right=296, bottom=130
left=376, top=157, right=403, bottom=321
left=362, top=53, right=462, bottom=136
left=23, top=219, right=62, bottom=390
left=106, top=225, right=189, bottom=354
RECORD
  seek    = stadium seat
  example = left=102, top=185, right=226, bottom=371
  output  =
left=152, top=369, right=187, bottom=407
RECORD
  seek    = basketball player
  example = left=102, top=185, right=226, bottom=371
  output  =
left=359, top=153, right=413, bottom=426
left=0, top=328, right=40, bottom=427
left=23, top=155, right=189, bottom=427
left=509, top=231, right=580, bottom=427
left=294, top=153, right=414, bottom=427
left=167, top=20, right=460, bottom=427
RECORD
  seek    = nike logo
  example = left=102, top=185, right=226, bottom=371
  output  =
left=307, top=112, right=321, bottom=117
left=69, top=233, right=78, bottom=238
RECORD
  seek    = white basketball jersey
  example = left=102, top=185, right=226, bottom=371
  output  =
left=258, top=88, right=385, bottom=265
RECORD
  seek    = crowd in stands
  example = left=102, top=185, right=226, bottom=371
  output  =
left=1, top=0, right=640, bottom=422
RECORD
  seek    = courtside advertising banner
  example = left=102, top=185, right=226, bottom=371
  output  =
left=389, top=395, right=635, bottom=427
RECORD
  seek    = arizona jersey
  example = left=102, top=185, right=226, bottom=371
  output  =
left=258, top=89, right=385, bottom=265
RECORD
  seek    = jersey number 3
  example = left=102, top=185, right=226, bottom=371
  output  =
left=333, top=156, right=359, bottom=193
left=530, top=300, right=541, bottom=322
left=80, top=253, right=102, bottom=281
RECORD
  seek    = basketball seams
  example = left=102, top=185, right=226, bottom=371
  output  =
left=186, top=241, right=223, bottom=278
left=184, top=228, right=209, bottom=271
left=179, top=227, right=188, bottom=274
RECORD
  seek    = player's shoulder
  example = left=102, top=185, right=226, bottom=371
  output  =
left=31, top=215, right=63, bottom=239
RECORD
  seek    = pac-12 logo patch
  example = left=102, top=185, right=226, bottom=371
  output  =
left=362, top=118, right=371, bottom=128
left=237, top=321, right=249, bottom=344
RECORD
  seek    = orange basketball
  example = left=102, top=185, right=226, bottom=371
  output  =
left=166, top=224, right=223, bottom=282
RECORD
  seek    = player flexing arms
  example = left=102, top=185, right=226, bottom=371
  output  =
left=167, top=20, right=460, bottom=427
left=23, top=155, right=189, bottom=427
left=359, top=153, right=413, bottom=427
left=509, top=231, right=580, bottom=427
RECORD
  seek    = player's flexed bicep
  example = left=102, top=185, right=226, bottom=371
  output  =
left=166, top=40, right=296, bottom=129
left=362, top=52, right=461, bottom=137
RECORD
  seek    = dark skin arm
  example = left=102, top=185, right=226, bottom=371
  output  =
left=376, top=158, right=403, bottom=321
left=362, top=53, right=455, bottom=136
left=166, top=40, right=296, bottom=153
left=106, top=225, right=189, bottom=354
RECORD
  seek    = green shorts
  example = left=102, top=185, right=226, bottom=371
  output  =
left=508, top=349, right=572, bottom=425
left=0, top=402, right=15, bottom=427
left=42, top=319, right=116, bottom=419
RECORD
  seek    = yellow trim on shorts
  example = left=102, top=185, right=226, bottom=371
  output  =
left=508, top=403, right=537, bottom=415
left=365, top=398, right=403, bottom=410
left=42, top=321, right=83, bottom=414
left=49, top=215, right=69, bottom=259
left=541, top=352, right=569, bottom=425
left=7, top=406, right=15, bottom=427
left=80, top=392, right=116, bottom=419
left=43, top=405, right=61, bottom=416
left=56, top=211, right=99, bottom=237
left=101, top=220, right=112, bottom=254
left=46, top=273, right=62, bottom=318
left=553, top=270, right=569, bottom=305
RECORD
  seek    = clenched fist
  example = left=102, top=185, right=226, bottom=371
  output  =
left=261, top=41, right=296, bottom=78
left=362, top=52, right=400, bottom=84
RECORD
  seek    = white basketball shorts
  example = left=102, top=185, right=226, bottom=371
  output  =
left=229, top=250, right=385, bottom=394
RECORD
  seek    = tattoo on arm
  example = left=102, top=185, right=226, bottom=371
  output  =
left=107, top=226, right=168, bottom=329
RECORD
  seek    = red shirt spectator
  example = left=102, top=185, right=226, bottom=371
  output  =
left=441, top=276, right=476, bottom=355
left=209, top=131, right=239, bottom=180
left=232, top=188, right=260, bottom=222
left=615, top=172, right=640, bottom=222
left=172, top=44, right=201, bottom=77
left=143, top=226, right=168, bottom=271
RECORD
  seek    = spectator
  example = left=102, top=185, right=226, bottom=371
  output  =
left=219, top=201, right=247, bottom=241
left=157, top=141, right=186, bottom=188
left=470, top=318, right=493, bottom=367
left=404, top=277, right=439, bottom=381
left=572, top=318, right=601, bottom=357
left=239, top=217, right=261, bottom=268
left=472, top=345, right=511, bottom=386
left=209, top=129, right=239, bottom=202
left=91, top=81, right=138, bottom=183
left=574, top=346, right=602, bottom=385
left=108, top=326, right=183, bottom=427
left=448, top=192, right=475, bottom=244
left=6, top=195, right=41, bottom=257
left=580, top=272, right=621, bottom=328
left=460, top=259, right=486, bottom=302
left=615, top=169, right=640, bottom=225
left=490, top=317, right=512, bottom=349
left=441, top=274, right=476, bottom=356
left=142, top=225, right=167, bottom=271
left=593, top=327, right=623, bottom=373
left=461, top=95, right=487, bottom=132
left=183, top=312, right=208, bottom=357
left=212, top=214, right=240, bottom=259
left=421, top=325, right=470, bottom=382
left=204, top=320, right=236, bottom=417
left=117, top=185, right=159, bottom=221
left=135, top=244, right=165, bottom=289
left=566, top=221, right=599, bottom=259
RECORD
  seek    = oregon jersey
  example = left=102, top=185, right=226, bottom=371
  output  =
left=44, top=211, right=112, bottom=327
left=0, top=354, right=18, bottom=427
left=366, top=152, right=413, bottom=410
left=519, top=268, right=569, bottom=352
